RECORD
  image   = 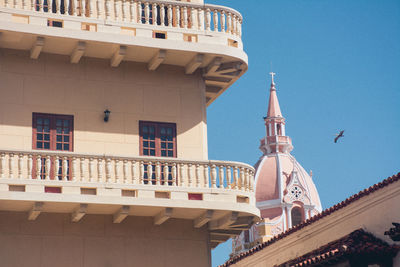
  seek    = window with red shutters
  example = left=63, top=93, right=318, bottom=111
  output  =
left=32, top=113, right=73, bottom=151
left=32, top=113, right=73, bottom=180
left=139, top=121, right=176, bottom=158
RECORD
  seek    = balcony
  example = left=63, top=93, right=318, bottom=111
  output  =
left=0, top=149, right=259, bottom=248
left=0, top=0, right=247, bottom=105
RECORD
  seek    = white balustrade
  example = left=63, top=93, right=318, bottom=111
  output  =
left=0, top=150, right=254, bottom=192
left=2, top=0, right=243, bottom=39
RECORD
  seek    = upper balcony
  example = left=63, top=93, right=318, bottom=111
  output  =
left=0, top=0, right=247, bottom=105
left=0, top=149, right=259, bottom=248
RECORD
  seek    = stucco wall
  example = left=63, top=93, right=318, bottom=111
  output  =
left=0, top=49, right=208, bottom=160
left=0, top=211, right=210, bottom=267
left=230, top=180, right=400, bottom=266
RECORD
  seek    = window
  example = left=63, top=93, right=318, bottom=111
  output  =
left=32, top=113, right=73, bottom=180
left=139, top=121, right=176, bottom=157
left=33, top=113, right=73, bottom=151
left=291, top=207, right=303, bottom=227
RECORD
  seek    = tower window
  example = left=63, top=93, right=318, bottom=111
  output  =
left=139, top=121, right=176, bottom=157
left=277, top=124, right=281, bottom=135
left=291, top=207, right=303, bottom=227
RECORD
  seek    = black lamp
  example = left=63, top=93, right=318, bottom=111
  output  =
left=104, top=109, right=111, bottom=122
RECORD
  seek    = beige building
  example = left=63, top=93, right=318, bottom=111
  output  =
left=0, top=0, right=260, bottom=266
left=223, top=172, right=400, bottom=267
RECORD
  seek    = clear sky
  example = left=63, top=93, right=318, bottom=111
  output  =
left=207, top=0, right=400, bottom=266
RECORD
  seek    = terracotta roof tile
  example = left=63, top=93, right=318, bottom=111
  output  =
left=221, top=172, right=400, bottom=267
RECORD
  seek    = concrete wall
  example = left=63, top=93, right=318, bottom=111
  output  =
left=0, top=49, right=208, bottom=160
left=0, top=211, right=210, bottom=267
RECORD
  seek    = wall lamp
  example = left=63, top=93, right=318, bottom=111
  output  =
left=104, top=109, right=111, bottom=122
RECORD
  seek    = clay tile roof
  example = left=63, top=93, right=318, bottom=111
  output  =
left=278, top=229, right=400, bottom=267
left=221, top=172, right=400, bottom=267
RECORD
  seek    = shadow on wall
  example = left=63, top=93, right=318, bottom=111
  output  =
left=0, top=49, right=207, bottom=156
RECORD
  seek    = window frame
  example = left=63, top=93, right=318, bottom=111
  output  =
left=32, top=113, right=74, bottom=152
left=139, top=121, right=177, bottom=158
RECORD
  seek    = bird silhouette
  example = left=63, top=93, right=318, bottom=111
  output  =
left=334, top=130, right=345, bottom=143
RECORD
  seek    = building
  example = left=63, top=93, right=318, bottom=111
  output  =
left=0, top=0, right=260, bottom=266
left=232, top=74, right=322, bottom=255
left=224, top=172, right=400, bottom=267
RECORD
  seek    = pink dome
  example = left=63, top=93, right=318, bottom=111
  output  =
left=255, top=153, right=322, bottom=212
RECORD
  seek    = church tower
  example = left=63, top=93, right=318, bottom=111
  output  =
left=232, top=73, right=322, bottom=254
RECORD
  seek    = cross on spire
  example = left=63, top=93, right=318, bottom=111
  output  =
left=269, top=72, right=276, bottom=85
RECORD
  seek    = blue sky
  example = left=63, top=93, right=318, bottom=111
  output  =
left=207, top=1, right=400, bottom=266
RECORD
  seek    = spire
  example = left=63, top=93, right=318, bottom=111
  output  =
left=267, top=72, right=282, bottom=118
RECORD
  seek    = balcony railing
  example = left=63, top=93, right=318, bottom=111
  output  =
left=1, top=0, right=242, bottom=37
left=0, top=149, right=254, bottom=192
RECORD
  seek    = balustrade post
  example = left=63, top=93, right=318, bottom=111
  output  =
left=54, top=155, right=60, bottom=180
left=30, top=0, right=35, bottom=12
left=175, top=6, right=181, bottom=28
left=233, top=15, right=238, bottom=35
left=18, top=154, right=23, bottom=179
left=137, top=1, right=142, bottom=23
left=114, top=0, right=121, bottom=21
left=105, top=0, right=111, bottom=19
left=96, top=0, right=102, bottom=18
left=144, top=2, right=149, bottom=24
left=233, top=166, right=239, bottom=189
left=147, top=162, right=153, bottom=184
left=155, top=161, right=161, bottom=185
left=220, top=11, right=225, bottom=32
left=80, top=157, right=86, bottom=181
left=22, top=0, right=27, bottom=10
left=9, top=153, right=15, bottom=179
left=249, top=170, right=254, bottom=191
left=123, top=159, right=129, bottom=183
left=129, top=0, right=135, bottom=22
left=182, top=6, right=187, bottom=29
left=27, top=154, right=33, bottom=179
left=122, top=0, right=128, bottom=21
left=36, top=155, right=42, bottom=179
left=205, top=8, right=211, bottom=31
left=160, top=3, right=165, bottom=26
left=44, top=155, right=51, bottom=180
left=0, top=153, right=5, bottom=178
left=55, top=0, right=60, bottom=14
left=171, top=163, right=177, bottom=186
left=139, top=161, right=144, bottom=184
left=97, top=158, right=104, bottom=182
left=226, top=166, right=232, bottom=189
left=82, top=0, right=87, bottom=17
left=72, top=157, right=78, bottom=181
left=115, top=159, right=122, bottom=183
left=240, top=167, right=245, bottom=190
left=106, top=158, right=112, bottom=182
left=244, top=168, right=249, bottom=191
left=195, top=164, right=200, bottom=187
left=167, top=4, right=172, bottom=27
left=238, top=19, right=242, bottom=37
left=152, top=3, right=157, bottom=25
left=4, top=0, right=10, bottom=8
left=179, top=163, right=185, bottom=186
left=226, top=12, right=231, bottom=33
left=131, top=160, right=136, bottom=184
left=187, top=163, right=193, bottom=187
left=219, top=165, right=224, bottom=188
left=89, top=0, right=95, bottom=17
left=210, top=164, right=217, bottom=188
left=163, top=163, right=169, bottom=186
left=203, top=164, right=209, bottom=187
left=62, top=156, right=68, bottom=181
left=190, top=7, right=195, bottom=29
left=213, top=10, right=218, bottom=32
left=89, top=158, right=95, bottom=182
left=72, top=0, right=78, bottom=15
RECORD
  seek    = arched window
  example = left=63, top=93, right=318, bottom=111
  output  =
left=277, top=124, right=281, bottom=135
left=291, top=207, right=303, bottom=227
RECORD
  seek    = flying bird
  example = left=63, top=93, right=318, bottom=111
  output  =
left=334, top=130, right=345, bottom=143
